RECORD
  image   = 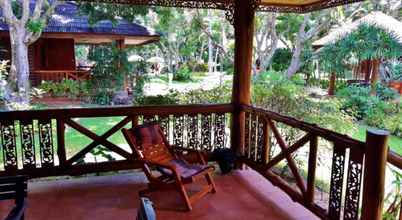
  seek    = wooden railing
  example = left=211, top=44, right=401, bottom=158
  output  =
left=0, top=104, right=232, bottom=178
left=240, top=105, right=401, bottom=220
left=31, top=70, right=91, bottom=85
left=0, top=103, right=400, bottom=219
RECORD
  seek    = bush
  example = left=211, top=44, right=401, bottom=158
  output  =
left=337, top=84, right=398, bottom=120
left=92, top=88, right=113, bottom=105
left=252, top=71, right=355, bottom=134
left=136, top=92, right=179, bottom=106
left=179, top=84, right=231, bottom=104
left=174, top=64, right=192, bottom=82
left=186, top=60, right=208, bottom=72
left=39, top=80, right=83, bottom=98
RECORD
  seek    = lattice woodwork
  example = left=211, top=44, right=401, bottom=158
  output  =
left=201, top=114, right=212, bottom=151
left=256, top=116, right=264, bottom=162
left=244, top=112, right=251, bottom=158
left=0, top=121, right=18, bottom=171
left=158, top=115, right=170, bottom=140
left=79, top=0, right=362, bottom=14
left=258, top=0, right=363, bottom=13
left=38, top=119, right=55, bottom=167
left=249, top=113, right=258, bottom=161
left=214, top=113, right=226, bottom=149
left=328, top=144, right=346, bottom=220
left=344, top=148, right=364, bottom=220
left=187, top=114, right=199, bottom=149
left=19, top=120, right=36, bottom=169
left=173, top=115, right=185, bottom=148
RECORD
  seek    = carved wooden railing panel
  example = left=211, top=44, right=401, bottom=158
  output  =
left=242, top=105, right=402, bottom=220
left=242, top=105, right=368, bottom=220
left=0, top=104, right=232, bottom=178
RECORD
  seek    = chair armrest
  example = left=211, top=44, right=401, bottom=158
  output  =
left=145, top=160, right=182, bottom=181
left=5, top=199, right=27, bottom=220
left=171, top=147, right=208, bottom=165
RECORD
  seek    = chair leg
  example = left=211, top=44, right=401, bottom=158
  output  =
left=177, top=184, right=192, bottom=211
left=205, top=173, right=217, bottom=193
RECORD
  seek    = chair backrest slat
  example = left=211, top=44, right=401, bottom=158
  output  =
left=122, top=124, right=174, bottom=163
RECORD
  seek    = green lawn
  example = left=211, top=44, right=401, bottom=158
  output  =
left=352, top=126, right=402, bottom=155
left=64, top=116, right=131, bottom=158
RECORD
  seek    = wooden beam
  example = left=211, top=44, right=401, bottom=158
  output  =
left=231, top=0, right=255, bottom=156
left=361, top=129, right=389, bottom=220
left=306, top=135, right=317, bottom=203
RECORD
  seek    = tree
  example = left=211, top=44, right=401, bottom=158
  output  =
left=254, top=12, right=278, bottom=72
left=284, top=12, right=330, bottom=78
left=319, top=25, right=402, bottom=95
left=0, top=0, right=59, bottom=104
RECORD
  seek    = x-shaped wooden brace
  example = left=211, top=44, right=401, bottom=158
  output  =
left=64, top=117, right=133, bottom=165
left=266, top=119, right=309, bottom=196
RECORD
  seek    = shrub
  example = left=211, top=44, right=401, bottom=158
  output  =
left=174, top=64, right=192, bottom=82
left=39, top=80, right=82, bottom=98
left=92, top=88, right=113, bottom=105
left=179, top=84, right=232, bottom=104
left=186, top=60, right=208, bottom=72
left=252, top=71, right=355, bottom=134
left=136, top=92, right=179, bottom=106
left=337, top=84, right=398, bottom=120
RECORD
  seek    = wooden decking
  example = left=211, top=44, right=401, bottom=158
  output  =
left=0, top=169, right=319, bottom=220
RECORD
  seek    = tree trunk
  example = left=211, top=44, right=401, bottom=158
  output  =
left=286, top=42, right=302, bottom=78
left=286, top=15, right=309, bottom=78
left=370, top=59, right=380, bottom=96
left=328, top=72, right=336, bottom=96
left=9, top=25, right=30, bottom=104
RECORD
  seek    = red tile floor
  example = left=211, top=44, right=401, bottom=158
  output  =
left=0, top=169, right=319, bottom=220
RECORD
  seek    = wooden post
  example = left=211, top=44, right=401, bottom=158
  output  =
left=262, top=119, right=271, bottom=164
left=306, top=135, right=317, bottom=203
left=56, top=119, right=67, bottom=167
left=116, top=39, right=128, bottom=91
left=361, top=128, right=389, bottom=220
left=231, top=0, right=255, bottom=156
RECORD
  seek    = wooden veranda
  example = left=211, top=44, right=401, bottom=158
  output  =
left=0, top=1, right=401, bottom=220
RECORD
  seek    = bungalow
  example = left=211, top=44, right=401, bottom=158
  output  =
left=0, top=1, right=160, bottom=86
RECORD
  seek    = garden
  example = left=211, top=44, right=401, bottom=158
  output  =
left=0, top=1, right=401, bottom=218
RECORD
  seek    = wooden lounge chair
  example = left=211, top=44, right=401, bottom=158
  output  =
left=0, top=176, right=28, bottom=220
left=122, top=123, right=216, bottom=211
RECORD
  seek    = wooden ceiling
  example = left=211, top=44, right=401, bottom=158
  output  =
left=78, top=0, right=363, bottom=13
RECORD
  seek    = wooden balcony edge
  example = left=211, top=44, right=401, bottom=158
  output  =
left=0, top=104, right=234, bottom=120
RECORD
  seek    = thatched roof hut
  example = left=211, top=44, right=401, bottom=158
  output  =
left=313, top=11, right=402, bottom=47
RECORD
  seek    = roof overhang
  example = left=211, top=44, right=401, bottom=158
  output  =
left=77, top=0, right=363, bottom=13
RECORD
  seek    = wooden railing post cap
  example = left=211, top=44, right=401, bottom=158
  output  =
left=366, top=128, right=390, bottom=137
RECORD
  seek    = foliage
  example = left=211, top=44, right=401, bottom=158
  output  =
left=91, top=88, right=114, bottom=105
left=178, top=83, right=231, bottom=104
left=252, top=71, right=355, bottom=134
left=87, top=43, right=132, bottom=105
left=337, top=84, right=398, bottom=119
left=320, top=25, right=402, bottom=75
left=0, top=60, right=9, bottom=108
left=78, top=2, right=148, bottom=26
left=270, top=49, right=292, bottom=72
left=136, top=83, right=231, bottom=106
left=174, top=64, right=192, bottom=82
left=383, top=167, right=402, bottom=220
left=39, top=80, right=85, bottom=98
left=186, top=60, right=208, bottom=72
left=337, top=84, right=402, bottom=137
